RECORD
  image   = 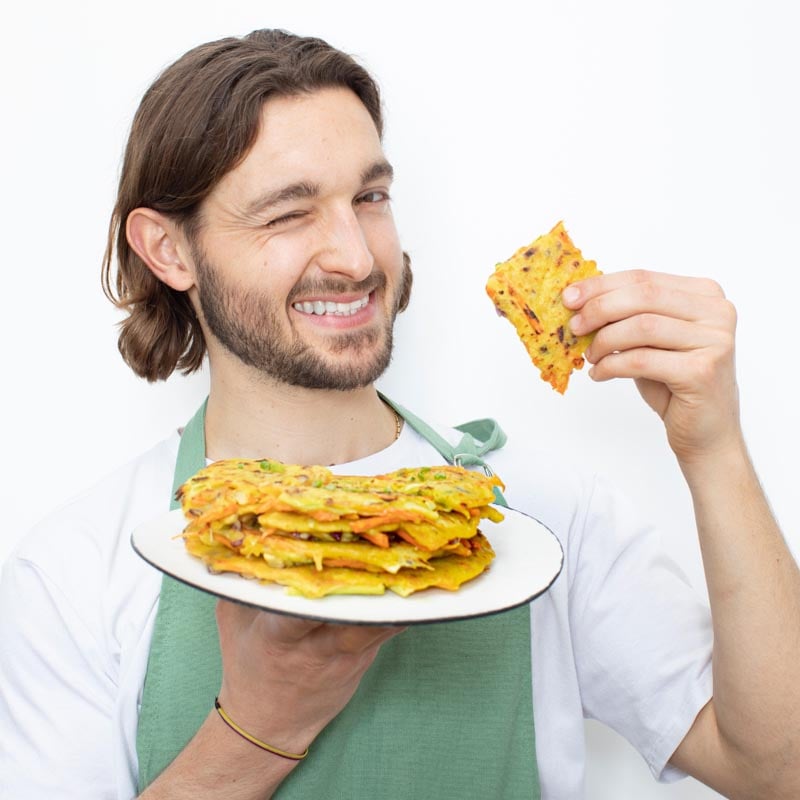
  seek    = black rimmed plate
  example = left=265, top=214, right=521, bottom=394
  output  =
left=131, top=506, right=563, bottom=626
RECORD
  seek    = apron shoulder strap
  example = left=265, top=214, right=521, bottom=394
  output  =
left=378, top=393, right=506, bottom=470
left=170, top=399, right=208, bottom=509
left=378, top=393, right=509, bottom=507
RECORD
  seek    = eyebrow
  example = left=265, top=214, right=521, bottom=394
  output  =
left=243, top=159, right=394, bottom=218
left=361, top=159, right=394, bottom=185
left=244, top=180, right=320, bottom=218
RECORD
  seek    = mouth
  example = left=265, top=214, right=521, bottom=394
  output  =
left=291, top=293, right=370, bottom=317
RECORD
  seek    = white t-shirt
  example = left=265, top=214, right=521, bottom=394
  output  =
left=0, top=422, right=713, bottom=799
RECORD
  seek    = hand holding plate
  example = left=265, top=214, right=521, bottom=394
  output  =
left=215, top=599, right=405, bottom=755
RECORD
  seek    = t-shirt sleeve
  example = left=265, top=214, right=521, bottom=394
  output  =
left=568, top=474, right=714, bottom=782
left=0, top=553, right=119, bottom=798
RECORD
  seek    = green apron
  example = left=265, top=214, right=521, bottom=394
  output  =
left=136, top=398, right=540, bottom=798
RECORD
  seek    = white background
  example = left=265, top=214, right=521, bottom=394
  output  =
left=1, top=1, right=797, bottom=797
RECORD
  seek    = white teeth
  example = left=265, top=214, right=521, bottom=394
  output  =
left=293, top=295, right=369, bottom=317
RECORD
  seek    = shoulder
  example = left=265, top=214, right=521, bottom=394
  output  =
left=7, top=433, right=180, bottom=638
left=16, top=432, right=180, bottom=561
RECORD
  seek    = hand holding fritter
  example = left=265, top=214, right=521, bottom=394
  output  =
left=564, top=269, right=740, bottom=463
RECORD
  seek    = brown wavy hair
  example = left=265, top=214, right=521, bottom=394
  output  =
left=102, top=29, right=410, bottom=381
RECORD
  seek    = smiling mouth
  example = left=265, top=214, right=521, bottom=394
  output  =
left=292, top=294, right=370, bottom=317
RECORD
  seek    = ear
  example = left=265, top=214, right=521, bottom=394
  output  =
left=126, top=208, right=196, bottom=292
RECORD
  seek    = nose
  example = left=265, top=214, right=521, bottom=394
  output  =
left=315, top=206, right=375, bottom=281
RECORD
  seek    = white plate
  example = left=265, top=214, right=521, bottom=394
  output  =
left=131, top=506, right=563, bottom=626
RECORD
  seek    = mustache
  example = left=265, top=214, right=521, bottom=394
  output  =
left=287, top=270, right=387, bottom=303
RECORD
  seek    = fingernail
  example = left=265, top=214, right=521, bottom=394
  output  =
left=562, top=285, right=579, bottom=305
left=569, top=313, right=583, bottom=334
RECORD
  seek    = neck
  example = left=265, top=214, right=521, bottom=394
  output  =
left=203, top=366, right=399, bottom=467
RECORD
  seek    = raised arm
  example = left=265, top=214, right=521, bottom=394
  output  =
left=564, top=270, right=800, bottom=799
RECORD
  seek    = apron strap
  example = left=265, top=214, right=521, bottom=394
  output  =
left=379, top=393, right=509, bottom=506
left=170, top=399, right=208, bottom=510
left=379, top=392, right=506, bottom=472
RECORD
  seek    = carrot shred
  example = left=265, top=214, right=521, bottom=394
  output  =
left=395, top=528, right=424, bottom=548
left=212, top=533, right=238, bottom=551
left=359, top=531, right=390, bottom=548
left=349, top=511, right=425, bottom=532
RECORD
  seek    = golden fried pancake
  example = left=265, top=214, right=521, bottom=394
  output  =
left=486, top=221, right=601, bottom=393
left=339, top=465, right=503, bottom=515
left=185, top=534, right=495, bottom=599
left=237, top=532, right=467, bottom=573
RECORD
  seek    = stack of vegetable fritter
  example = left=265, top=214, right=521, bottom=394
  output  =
left=177, top=459, right=504, bottom=598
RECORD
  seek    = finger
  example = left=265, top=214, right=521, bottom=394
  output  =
left=562, top=269, right=726, bottom=310
left=215, top=598, right=258, bottom=630
left=216, top=599, right=323, bottom=643
left=324, top=623, right=407, bottom=655
left=588, top=346, right=724, bottom=392
left=585, top=314, right=724, bottom=364
left=570, top=283, right=732, bottom=337
left=261, top=611, right=327, bottom=642
left=366, top=624, right=408, bottom=647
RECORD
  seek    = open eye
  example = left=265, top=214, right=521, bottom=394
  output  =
left=356, top=190, right=390, bottom=205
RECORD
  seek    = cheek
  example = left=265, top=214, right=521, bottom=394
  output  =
left=222, top=234, right=309, bottom=297
left=263, top=237, right=311, bottom=282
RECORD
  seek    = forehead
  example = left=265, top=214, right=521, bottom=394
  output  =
left=211, top=87, right=386, bottom=206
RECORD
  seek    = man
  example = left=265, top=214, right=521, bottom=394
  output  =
left=1, top=28, right=798, bottom=800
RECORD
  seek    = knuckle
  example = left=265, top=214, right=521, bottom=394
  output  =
left=700, top=277, right=726, bottom=297
left=336, top=628, right=379, bottom=655
left=720, top=299, right=738, bottom=328
left=584, top=295, right=604, bottom=322
left=628, top=350, right=648, bottom=372
left=637, top=313, right=659, bottom=336
left=690, top=354, right=717, bottom=387
left=629, top=268, right=651, bottom=284
left=637, top=280, right=659, bottom=304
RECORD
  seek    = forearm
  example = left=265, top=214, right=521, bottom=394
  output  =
left=139, top=710, right=301, bottom=799
left=138, top=604, right=402, bottom=798
left=680, top=440, right=800, bottom=789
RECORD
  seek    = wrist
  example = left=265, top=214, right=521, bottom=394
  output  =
left=214, top=697, right=310, bottom=761
left=216, top=686, right=320, bottom=757
left=140, top=709, right=300, bottom=799
left=208, top=707, right=306, bottom=778
left=675, top=432, right=750, bottom=483
left=677, top=436, right=767, bottom=525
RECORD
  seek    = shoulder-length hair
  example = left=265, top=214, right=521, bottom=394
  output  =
left=102, top=29, right=387, bottom=381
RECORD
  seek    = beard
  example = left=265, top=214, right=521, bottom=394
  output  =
left=194, top=249, right=413, bottom=391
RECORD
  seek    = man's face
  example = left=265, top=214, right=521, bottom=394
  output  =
left=188, top=88, right=409, bottom=390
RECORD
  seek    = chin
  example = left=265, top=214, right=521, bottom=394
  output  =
left=284, top=338, right=393, bottom=391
